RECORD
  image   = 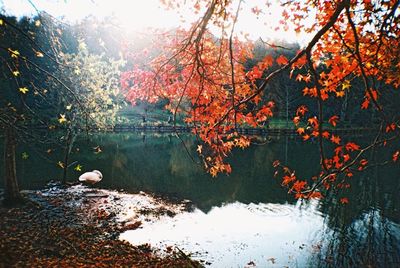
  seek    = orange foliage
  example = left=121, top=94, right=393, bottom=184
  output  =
left=121, top=0, right=400, bottom=199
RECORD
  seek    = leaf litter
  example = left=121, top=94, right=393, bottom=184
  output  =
left=0, top=183, right=201, bottom=267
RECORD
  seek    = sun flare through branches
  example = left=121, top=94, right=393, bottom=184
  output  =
left=120, top=0, right=400, bottom=199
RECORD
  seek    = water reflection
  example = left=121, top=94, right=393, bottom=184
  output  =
left=310, top=209, right=400, bottom=267
left=75, top=133, right=320, bottom=211
left=1, top=132, right=399, bottom=267
left=121, top=201, right=326, bottom=268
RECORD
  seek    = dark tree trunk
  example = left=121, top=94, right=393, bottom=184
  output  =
left=62, top=129, right=71, bottom=184
left=3, top=126, right=23, bottom=205
left=62, top=128, right=76, bottom=184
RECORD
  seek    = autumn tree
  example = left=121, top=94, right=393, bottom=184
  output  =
left=121, top=0, right=400, bottom=198
left=53, top=41, right=124, bottom=183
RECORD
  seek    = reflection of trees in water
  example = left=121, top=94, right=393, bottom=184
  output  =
left=310, top=158, right=400, bottom=268
left=310, top=209, right=400, bottom=268
left=9, top=133, right=322, bottom=210
left=7, top=133, right=400, bottom=266
left=168, top=137, right=198, bottom=177
left=73, top=133, right=312, bottom=211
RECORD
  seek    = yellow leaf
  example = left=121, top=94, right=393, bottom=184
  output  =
left=35, top=20, right=41, bottom=27
left=342, top=80, right=351, bottom=90
left=197, top=145, right=203, bottom=154
left=66, top=104, right=72, bottom=110
left=74, top=68, right=81, bottom=75
left=74, top=164, right=82, bottom=171
left=36, top=51, right=44, bottom=57
left=12, top=70, right=20, bottom=77
left=9, top=49, right=20, bottom=58
left=19, top=87, right=29, bottom=94
left=57, top=161, right=65, bottom=169
left=0, top=19, right=3, bottom=25
left=58, top=114, right=67, bottom=124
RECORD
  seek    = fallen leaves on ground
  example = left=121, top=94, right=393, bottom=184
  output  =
left=0, top=185, right=201, bottom=267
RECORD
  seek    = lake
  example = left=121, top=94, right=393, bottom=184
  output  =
left=2, top=132, right=400, bottom=267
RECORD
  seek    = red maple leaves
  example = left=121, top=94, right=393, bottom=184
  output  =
left=121, top=0, right=400, bottom=199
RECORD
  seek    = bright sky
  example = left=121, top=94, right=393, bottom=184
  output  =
left=0, top=0, right=307, bottom=43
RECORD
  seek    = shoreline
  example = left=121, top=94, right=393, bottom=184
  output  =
left=0, top=184, right=202, bottom=267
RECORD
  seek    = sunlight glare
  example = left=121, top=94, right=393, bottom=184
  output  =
left=0, top=0, right=309, bottom=42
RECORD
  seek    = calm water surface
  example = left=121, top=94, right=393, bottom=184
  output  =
left=2, top=133, right=400, bottom=267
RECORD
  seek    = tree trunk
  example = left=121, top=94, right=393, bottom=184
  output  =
left=3, top=126, right=23, bottom=205
left=62, top=128, right=76, bottom=184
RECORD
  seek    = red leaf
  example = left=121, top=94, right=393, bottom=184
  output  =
left=328, top=115, right=339, bottom=127
left=308, top=191, right=322, bottom=198
left=334, top=146, right=343, bottom=155
left=292, top=180, right=307, bottom=192
left=386, top=123, right=396, bottom=133
left=345, top=142, right=360, bottom=151
left=251, top=6, right=261, bottom=15
left=308, top=116, right=319, bottom=127
left=272, top=160, right=281, bottom=168
left=296, top=105, right=308, bottom=116
left=322, top=131, right=330, bottom=139
left=297, top=127, right=305, bottom=135
left=276, top=55, right=288, bottom=65
left=361, top=98, right=370, bottom=109
left=340, top=197, right=349, bottom=204
left=282, top=174, right=296, bottom=186
left=330, top=135, right=341, bottom=144
left=370, top=89, right=378, bottom=101
left=303, top=134, right=310, bottom=141
left=293, top=116, right=301, bottom=125
left=393, top=151, right=399, bottom=162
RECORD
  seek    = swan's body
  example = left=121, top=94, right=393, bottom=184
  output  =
left=79, top=170, right=103, bottom=184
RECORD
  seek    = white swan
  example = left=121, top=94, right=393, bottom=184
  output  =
left=78, top=170, right=103, bottom=184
